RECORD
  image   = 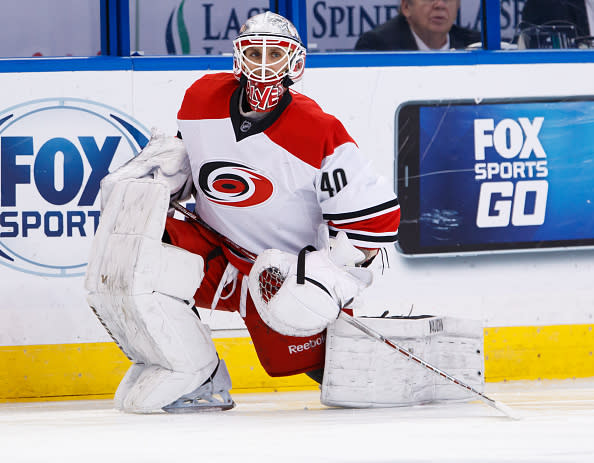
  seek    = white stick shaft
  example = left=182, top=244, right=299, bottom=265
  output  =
left=339, top=312, right=520, bottom=419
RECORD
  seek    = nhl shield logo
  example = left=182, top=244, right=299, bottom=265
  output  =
left=240, top=120, right=252, bottom=132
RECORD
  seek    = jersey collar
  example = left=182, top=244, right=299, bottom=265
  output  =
left=230, top=85, right=292, bottom=142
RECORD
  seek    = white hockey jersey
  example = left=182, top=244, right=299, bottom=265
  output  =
left=177, top=73, right=399, bottom=257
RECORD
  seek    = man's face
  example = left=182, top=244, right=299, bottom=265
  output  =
left=401, top=0, right=460, bottom=36
left=242, top=44, right=288, bottom=82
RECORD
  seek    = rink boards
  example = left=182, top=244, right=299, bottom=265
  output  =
left=1, top=61, right=594, bottom=401
left=1, top=324, right=594, bottom=401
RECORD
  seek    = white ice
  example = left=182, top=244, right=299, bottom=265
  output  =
left=1, top=378, right=594, bottom=463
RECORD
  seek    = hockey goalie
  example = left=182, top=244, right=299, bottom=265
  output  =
left=85, top=12, right=481, bottom=414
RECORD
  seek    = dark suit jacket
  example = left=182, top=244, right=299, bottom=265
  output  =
left=354, top=14, right=481, bottom=51
left=521, top=0, right=590, bottom=37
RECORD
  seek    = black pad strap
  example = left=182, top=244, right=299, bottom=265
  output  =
left=296, top=245, right=317, bottom=285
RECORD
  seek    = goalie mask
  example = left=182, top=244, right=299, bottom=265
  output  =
left=233, top=12, right=306, bottom=112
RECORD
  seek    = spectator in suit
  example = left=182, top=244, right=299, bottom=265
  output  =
left=355, top=0, right=480, bottom=51
left=521, top=0, right=593, bottom=37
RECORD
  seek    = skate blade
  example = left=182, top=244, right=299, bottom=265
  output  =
left=162, top=399, right=236, bottom=414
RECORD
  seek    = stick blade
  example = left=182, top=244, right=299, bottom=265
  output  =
left=491, top=400, right=522, bottom=420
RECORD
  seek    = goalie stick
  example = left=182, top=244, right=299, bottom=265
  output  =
left=170, top=200, right=519, bottom=419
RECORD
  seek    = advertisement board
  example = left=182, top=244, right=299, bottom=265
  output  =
left=0, top=98, right=149, bottom=276
left=0, top=60, right=593, bottom=348
left=131, top=0, right=523, bottom=55
left=0, top=59, right=593, bottom=399
left=0, top=0, right=528, bottom=57
left=396, top=97, right=594, bottom=255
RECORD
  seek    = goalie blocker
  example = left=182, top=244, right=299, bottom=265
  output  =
left=321, top=314, right=484, bottom=408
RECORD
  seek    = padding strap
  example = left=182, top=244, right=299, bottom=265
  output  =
left=297, top=245, right=333, bottom=298
left=297, top=245, right=317, bottom=285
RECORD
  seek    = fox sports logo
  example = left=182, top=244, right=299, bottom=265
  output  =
left=0, top=98, right=149, bottom=277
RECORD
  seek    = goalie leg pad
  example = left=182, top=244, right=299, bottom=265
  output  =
left=85, top=179, right=220, bottom=412
left=86, top=178, right=203, bottom=299
left=120, top=365, right=204, bottom=413
left=114, top=363, right=145, bottom=411
left=321, top=316, right=484, bottom=408
left=88, top=291, right=220, bottom=412
left=119, top=362, right=232, bottom=413
left=118, top=359, right=235, bottom=414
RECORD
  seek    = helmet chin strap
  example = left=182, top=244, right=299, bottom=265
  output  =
left=241, top=75, right=294, bottom=113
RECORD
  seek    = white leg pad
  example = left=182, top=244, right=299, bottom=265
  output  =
left=321, top=315, right=484, bottom=408
left=85, top=178, right=219, bottom=413
left=114, top=363, right=145, bottom=410
left=119, top=365, right=210, bottom=413
left=86, top=178, right=203, bottom=300
left=89, top=292, right=219, bottom=413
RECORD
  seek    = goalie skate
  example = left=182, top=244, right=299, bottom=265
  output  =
left=162, top=360, right=235, bottom=413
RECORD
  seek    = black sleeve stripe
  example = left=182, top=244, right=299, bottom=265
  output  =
left=323, top=198, right=399, bottom=221
left=329, top=229, right=399, bottom=243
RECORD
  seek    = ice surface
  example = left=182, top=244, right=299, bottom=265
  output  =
left=1, top=378, right=593, bottom=463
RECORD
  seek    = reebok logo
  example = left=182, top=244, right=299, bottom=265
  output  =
left=288, top=333, right=326, bottom=354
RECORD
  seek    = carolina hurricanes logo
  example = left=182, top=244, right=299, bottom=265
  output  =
left=198, top=161, right=274, bottom=207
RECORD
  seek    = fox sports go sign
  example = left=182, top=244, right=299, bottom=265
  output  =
left=0, top=98, right=149, bottom=277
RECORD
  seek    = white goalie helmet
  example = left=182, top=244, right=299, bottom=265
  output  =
left=233, top=12, right=306, bottom=111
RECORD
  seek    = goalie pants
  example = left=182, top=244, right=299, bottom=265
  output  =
left=165, top=217, right=326, bottom=377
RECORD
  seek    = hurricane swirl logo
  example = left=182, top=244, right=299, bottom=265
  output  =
left=198, top=161, right=274, bottom=207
